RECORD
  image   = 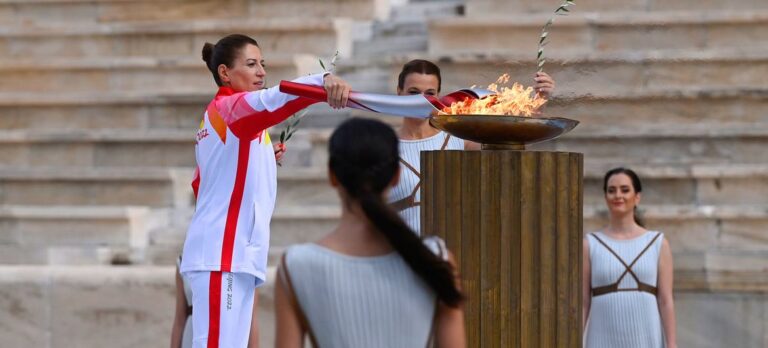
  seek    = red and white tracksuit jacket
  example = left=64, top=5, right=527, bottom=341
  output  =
left=180, top=73, right=324, bottom=285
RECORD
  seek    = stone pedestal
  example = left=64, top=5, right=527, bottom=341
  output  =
left=422, top=150, right=583, bottom=347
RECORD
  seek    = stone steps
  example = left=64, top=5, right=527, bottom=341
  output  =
left=3, top=157, right=765, bottom=266
left=245, top=0, right=380, bottom=21
left=0, top=204, right=189, bottom=266
left=0, top=264, right=283, bottom=347
left=306, top=125, right=768, bottom=165
left=0, top=88, right=360, bottom=131
left=274, top=164, right=768, bottom=207
left=354, top=33, right=428, bottom=57
left=0, top=0, right=378, bottom=25
left=428, top=11, right=768, bottom=55
left=545, top=88, right=768, bottom=128
left=0, top=129, right=196, bottom=168
left=0, top=205, right=149, bottom=247
left=274, top=204, right=768, bottom=277
left=536, top=125, right=768, bottom=164
left=0, top=91, right=207, bottom=130
left=390, top=0, right=464, bottom=22
left=220, top=204, right=768, bottom=276
left=0, top=55, right=306, bottom=93
left=583, top=205, right=768, bottom=262
left=432, top=49, right=768, bottom=96
left=3, top=124, right=767, bottom=169
left=265, top=204, right=768, bottom=279
left=0, top=243, right=143, bottom=266
left=0, top=264, right=764, bottom=347
left=0, top=205, right=150, bottom=265
left=2, top=120, right=767, bottom=167
left=0, top=167, right=191, bottom=207
left=351, top=0, right=465, bottom=57
left=465, top=0, right=768, bottom=15
left=0, top=0, right=242, bottom=25
left=5, top=201, right=764, bottom=266
left=267, top=203, right=768, bottom=249
left=585, top=164, right=768, bottom=206
left=1, top=83, right=764, bottom=129
left=0, top=17, right=346, bottom=58
left=337, top=49, right=768, bottom=97
left=0, top=0, right=763, bottom=346
left=0, top=265, right=179, bottom=347
left=0, top=203, right=336, bottom=265
left=8, top=122, right=765, bottom=168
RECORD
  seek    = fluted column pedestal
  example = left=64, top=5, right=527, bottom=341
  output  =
left=421, top=150, right=584, bottom=348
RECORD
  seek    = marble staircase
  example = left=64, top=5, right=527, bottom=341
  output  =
left=0, top=0, right=766, bottom=346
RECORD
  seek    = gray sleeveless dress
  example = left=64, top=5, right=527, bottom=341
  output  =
left=585, top=231, right=665, bottom=348
left=283, top=237, right=447, bottom=348
left=389, top=131, right=464, bottom=235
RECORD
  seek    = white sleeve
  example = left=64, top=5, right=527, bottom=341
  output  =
left=244, top=73, right=326, bottom=112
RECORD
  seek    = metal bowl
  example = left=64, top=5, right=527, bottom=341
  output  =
left=429, top=114, right=579, bottom=150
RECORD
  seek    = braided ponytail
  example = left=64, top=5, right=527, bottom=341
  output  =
left=329, top=118, right=463, bottom=307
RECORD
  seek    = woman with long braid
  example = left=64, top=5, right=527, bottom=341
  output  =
left=274, top=118, right=465, bottom=347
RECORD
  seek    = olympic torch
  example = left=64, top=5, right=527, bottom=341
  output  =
left=279, top=80, right=495, bottom=119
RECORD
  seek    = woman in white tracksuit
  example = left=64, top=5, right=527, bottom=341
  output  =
left=179, top=34, right=350, bottom=348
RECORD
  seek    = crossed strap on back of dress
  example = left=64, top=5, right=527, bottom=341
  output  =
left=390, top=134, right=452, bottom=212
left=590, top=232, right=661, bottom=297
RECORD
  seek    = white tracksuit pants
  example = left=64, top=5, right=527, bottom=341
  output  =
left=187, top=271, right=256, bottom=348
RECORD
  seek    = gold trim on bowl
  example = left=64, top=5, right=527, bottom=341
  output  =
left=429, top=114, right=579, bottom=150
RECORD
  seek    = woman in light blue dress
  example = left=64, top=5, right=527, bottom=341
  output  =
left=583, top=168, right=678, bottom=348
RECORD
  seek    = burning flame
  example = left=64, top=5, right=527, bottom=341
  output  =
left=441, top=74, right=547, bottom=116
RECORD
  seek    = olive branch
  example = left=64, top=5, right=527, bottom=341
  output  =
left=278, top=110, right=307, bottom=145
left=318, top=50, right=339, bottom=74
left=538, top=0, right=575, bottom=72
left=278, top=50, right=340, bottom=147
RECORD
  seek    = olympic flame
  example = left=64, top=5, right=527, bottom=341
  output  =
left=441, top=74, right=547, bottom=117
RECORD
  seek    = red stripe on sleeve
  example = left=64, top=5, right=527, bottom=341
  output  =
left=229, top=97, right=319, bottom=140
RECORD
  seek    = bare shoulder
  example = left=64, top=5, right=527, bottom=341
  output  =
left=583, top=233, right=592, bottom=249
left=661, top=236, right=671, bottom=250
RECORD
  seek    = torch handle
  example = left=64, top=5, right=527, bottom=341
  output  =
left=279, top=81, right=328, bottom=102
